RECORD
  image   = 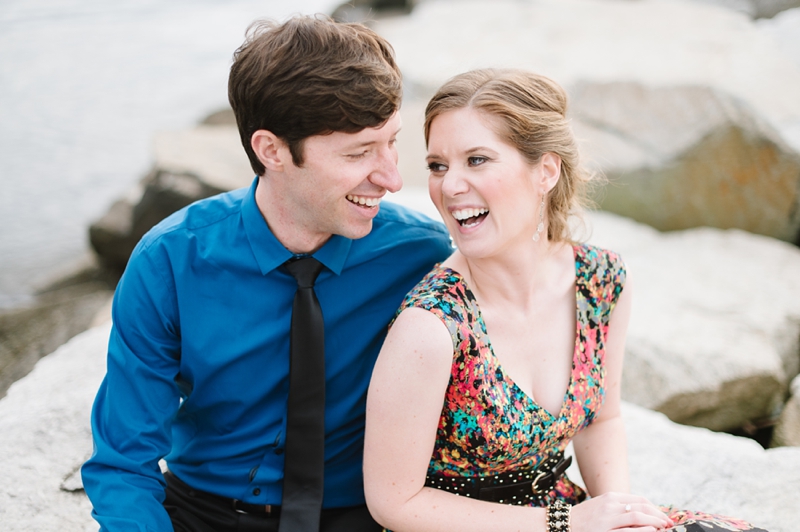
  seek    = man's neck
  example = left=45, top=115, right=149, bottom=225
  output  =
left=254, top=176, right=331, bottom=254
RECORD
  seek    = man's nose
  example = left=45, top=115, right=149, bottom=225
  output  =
left=369, top=146, right=402, bottom=193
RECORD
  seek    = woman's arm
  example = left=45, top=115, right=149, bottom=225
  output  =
left=571, top=272, right=634, bottom=495
left=364, top=307, right=547, bottom=532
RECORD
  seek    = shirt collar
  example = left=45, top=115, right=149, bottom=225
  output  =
left=242, top=177, right=352, bottom=276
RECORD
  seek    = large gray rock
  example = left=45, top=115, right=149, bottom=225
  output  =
left=0, top=256, right=114, bottom=400
left=624, top=402, right=800, bottom=531
left=331, top=0, right=415, bottom=22
left=586, top=210, right=800, bottom=431
left=152, top=126, right=253, bottom=193
left=570, top=83, right=800, bottom=243
left=89, top=124, right=254, bottom=270
left=0, top=323, right=108, bottom=531
left=678, top=0, right=800, bottom=18
left=772, top=374, right=800, bottom=447
left=758, top=7, right=800, bottom=69
left=375, top=0, right=800, bottom=239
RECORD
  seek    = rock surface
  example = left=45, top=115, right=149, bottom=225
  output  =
left=152, top=126, right=253, bottom=193
left=772, top=374, right=800, bottom=446
left=570, top=82, right=800, bottom=242
left=1, top=321, right=797, bottom=531
left=680, top=0, right=800, bottom=18
left=758, top=8, right=800, bottom=69
left=0, top=323, right=108, bottom=532
left=374, top=0, right=800, bottom=241
left=0, top=256, right=115, bottom=399
left=586, top=210, right=800, bottom=431
left=624, top=402, right=800, bottom=531
left=89, top=125, right=253, bottom=271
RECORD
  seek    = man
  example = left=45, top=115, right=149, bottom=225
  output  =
left=82, top=15, right=452, bottom=532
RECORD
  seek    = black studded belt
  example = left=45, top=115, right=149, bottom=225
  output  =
left=424, top=451, right=572, bottom=506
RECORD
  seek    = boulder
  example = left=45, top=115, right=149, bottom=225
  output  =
left=373, top=0, right=800, bottom=239
left=623, top=401, right=800, bottom=531
left=772, top=374, right=800, bottom=446
left=757, top=7, right=800, bottom=69
left=89, top=124, right=253, bottom=271
left=0, top=255, right=115, bottom=400
left=0, top=323, right=109, bottom=531
left=570, top=83, right=800, bottom=243
left=152, top=126, right=253, bottom=193
left=678, top=0, right=800, bottom=18
left=586, top=210, right=800, bottom=431
left=200, top=108, right=236, bottom=126
left=331, top=0, right=414, bottom=22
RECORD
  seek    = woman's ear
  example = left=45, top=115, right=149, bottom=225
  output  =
left=539, top=152, right=562, bottom=193
left=251, top=130, right=287, bottom=173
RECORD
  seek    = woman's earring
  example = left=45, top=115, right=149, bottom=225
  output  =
left=533, top=196, right=545, bottom=242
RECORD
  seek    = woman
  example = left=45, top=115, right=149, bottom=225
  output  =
left=363, top=69, right=767, bottom=532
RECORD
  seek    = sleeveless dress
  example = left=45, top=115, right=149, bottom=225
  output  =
left=394, top=243, right=768, bottom=531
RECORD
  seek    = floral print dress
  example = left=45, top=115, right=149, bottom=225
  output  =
left=394, top=243, right=767, bottom=531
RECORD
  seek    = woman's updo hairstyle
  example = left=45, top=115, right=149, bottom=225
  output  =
left=424, top=68, right=593, bottom=243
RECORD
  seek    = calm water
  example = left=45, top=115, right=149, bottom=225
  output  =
left=0, top=0, right=340, bottom=309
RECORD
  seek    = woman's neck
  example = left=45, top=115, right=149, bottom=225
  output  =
left=448, top=239, right=574, bottom=311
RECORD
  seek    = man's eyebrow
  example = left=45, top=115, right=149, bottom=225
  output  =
left=343, top=127, right=402, bottom=150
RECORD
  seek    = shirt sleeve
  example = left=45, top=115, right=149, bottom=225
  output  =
left=81, top=239, right=182, bottom=532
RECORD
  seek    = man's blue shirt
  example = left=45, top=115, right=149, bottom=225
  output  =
left=82, top=177, right=452, bottom=531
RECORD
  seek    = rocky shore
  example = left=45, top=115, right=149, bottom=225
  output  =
left=2, top=0, right=800, bottom=529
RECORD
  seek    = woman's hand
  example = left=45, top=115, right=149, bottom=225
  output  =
left=570, top=492, right=674, bottom=532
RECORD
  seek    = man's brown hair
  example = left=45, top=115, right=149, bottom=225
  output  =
left=229, top=15, right=403, bottom=174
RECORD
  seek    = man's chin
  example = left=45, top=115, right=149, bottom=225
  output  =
left=338, top=220, right=374, bottom=241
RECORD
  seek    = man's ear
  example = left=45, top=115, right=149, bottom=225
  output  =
left=251, top=130, right=287, bottom=172
left=538, top=152, right=562, bottom=193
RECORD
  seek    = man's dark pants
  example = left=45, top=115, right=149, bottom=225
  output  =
left=164, top=472, right=383, bottom=532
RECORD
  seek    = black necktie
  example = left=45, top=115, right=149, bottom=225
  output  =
left=279, top=257, right=325, bottom=532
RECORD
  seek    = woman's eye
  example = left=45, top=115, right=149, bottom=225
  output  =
left=468, top=156, right=488, bottom=166
left=427, top=162, right=447, bottom=172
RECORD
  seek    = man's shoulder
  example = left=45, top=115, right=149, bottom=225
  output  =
left=138, top=187, right=249, bottom=250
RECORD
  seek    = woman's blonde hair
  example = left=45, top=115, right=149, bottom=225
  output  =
left=424, top=68, right=593, bottom=243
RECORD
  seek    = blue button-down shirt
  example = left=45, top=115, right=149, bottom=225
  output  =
left=82, top=177, right=452, bottom=531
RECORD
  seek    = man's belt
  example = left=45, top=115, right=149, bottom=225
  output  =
left=423, top=451, right=572, bottom=506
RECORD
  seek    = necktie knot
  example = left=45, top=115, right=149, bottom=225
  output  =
left=285, top=256, right=323, bottom=289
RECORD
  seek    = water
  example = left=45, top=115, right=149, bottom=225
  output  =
left=0, top=0, right=340, bottom=309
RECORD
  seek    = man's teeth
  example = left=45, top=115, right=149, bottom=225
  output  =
left=346, top=195, right=381, bottom=207
left=452, top=208, right=489, bottom=221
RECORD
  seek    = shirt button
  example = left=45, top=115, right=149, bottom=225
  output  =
left=274, top=448, right=284, bottom=455
left=253, top=488, right=261, bottom=496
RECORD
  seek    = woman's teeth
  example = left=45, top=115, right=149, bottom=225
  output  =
left=452, top=207, right=489, bottom=227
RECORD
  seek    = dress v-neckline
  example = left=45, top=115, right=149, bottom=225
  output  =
left=439, top=245, right=583, bottom=421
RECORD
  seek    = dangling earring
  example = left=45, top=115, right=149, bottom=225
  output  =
left=532, top=195, right=545, bottom=242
